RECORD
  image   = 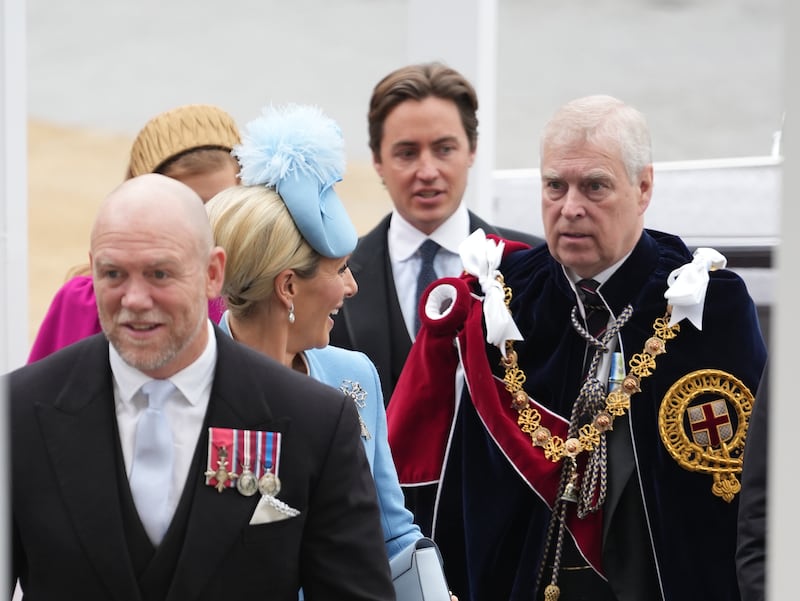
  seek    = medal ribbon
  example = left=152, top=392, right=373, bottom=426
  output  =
left=261, top=430, right=281, bottom=477
left=239, top=429, right=252, bottom=472
left=206, top=428, right=283, bottom=490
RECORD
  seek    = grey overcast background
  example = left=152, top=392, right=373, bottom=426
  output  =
left=27, top=0, right=783, bottom=168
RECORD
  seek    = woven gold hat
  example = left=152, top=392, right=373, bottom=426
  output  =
left=128, top=104, right=241, bottom=177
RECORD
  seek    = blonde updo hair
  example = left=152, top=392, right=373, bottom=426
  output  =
left=206, top=185, right=320, bottom=319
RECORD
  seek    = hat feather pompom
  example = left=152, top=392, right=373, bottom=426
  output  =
left=235, top=104, right=345, bottom=190
left=232, top=103, right=357, bottom=258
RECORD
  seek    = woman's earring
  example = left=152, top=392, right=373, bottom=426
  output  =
left=288, top=303, right=296, bottom=324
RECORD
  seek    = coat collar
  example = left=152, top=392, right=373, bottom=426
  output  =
left=35, top=335, right=142, bottom=601
left=342, top=215, right=402, bottom=400
left=549, top=230, right=692, bottom=318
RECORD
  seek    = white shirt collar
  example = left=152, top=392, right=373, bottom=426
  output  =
left=388, top=202, right=470, bottom=261
left=110, top=319, right=218, bottom=406
left=563, top=250, right=633, bottom=292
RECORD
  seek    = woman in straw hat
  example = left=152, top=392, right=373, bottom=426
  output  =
left=28, top=104, right=240, bottom=363
left=126, top=103, right=240, bottom=201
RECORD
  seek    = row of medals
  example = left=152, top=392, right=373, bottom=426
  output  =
left=207, top=446, right=280, bottom=498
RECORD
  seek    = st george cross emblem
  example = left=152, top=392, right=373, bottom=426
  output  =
left=687, top=399, right=733, bottom=447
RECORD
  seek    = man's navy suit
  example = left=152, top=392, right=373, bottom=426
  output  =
left=9, top=327, right=394, bottom=601
left=330, top=211, right=542, bottom=404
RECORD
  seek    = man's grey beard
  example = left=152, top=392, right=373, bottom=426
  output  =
left=101, top=309, right=206, bottom=373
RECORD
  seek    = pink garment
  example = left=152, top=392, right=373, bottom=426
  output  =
left=28, top=275, right=226, bottom=363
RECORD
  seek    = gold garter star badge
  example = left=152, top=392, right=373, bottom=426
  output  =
left=658, top=369, right=755, bottom=502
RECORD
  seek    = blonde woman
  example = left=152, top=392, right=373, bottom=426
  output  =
left=206, top=104, right=423, bottom=562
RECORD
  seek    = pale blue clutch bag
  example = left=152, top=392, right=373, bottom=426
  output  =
left=390, top=537, right=450, bottom=601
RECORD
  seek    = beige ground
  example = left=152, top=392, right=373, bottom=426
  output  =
left=27, top=120, right=392, bottom=351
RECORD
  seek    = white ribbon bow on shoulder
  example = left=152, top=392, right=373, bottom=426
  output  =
left=664, top=247, right=727, bottom=330
left=458, top=229, right=523, bottom=356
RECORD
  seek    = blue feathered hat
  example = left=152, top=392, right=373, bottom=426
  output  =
left=234, top=104, right=358, bottom=258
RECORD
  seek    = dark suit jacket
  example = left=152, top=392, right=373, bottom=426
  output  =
left=330, top=211, right=542, bottom=403
left=9, top=327, right=394, bottom=601
left=736, top=362, right=768, bottom=601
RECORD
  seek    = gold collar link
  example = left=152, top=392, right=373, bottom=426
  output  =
left=499, top=278, right=681, bottom=462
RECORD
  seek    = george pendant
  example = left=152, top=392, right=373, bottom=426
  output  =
left=560, top=461, right=580, bottom=503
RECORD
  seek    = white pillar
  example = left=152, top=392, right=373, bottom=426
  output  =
left=1, top=1, right=26, bottom=595
left=1, top=0, right=28, bottom=374
left=407, top=0, right=497, bottom=221
left=770, top=0, right=798, bottom=597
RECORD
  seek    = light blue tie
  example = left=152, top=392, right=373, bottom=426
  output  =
left=129, top=379, right=176, bottom=545
left=415, top=239, right=441, bottom=333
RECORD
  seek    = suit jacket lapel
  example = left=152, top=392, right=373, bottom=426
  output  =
left=36, top=336, right=142, bottom=601
left=167, top=330, right=285, bottom=601
left=345, top=212, right=501, bottom=401
left=344, top=215, right=408, bottom=397
left=467, top=211, right=501, bottom=237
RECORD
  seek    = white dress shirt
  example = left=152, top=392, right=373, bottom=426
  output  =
left=388, top=203, right=470, bottom=339
left=111, top=319, right=217, bottom=523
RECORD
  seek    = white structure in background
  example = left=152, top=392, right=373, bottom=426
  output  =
left=2, top=0, right=26, bottom=595
left=494, top=156, right=781, bottom=247
left=492, top=156, right=781, bottom=308
left=1, top=0, right=28, bottom=373
left=772, top=2, right=800, bottom=597
left=408, top=0, right=497, bottom=221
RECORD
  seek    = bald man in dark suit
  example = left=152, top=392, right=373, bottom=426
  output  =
left=9, top=174, right=393, bottom=601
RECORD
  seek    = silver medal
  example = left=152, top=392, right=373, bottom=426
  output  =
left=237, top=465, right=259, bottom=497
left=258, top=471, right=281, bottom=497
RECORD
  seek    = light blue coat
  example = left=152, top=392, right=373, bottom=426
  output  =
left=219, top=312, right=421, bottom=560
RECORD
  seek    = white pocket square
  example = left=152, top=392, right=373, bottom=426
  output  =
left=249, top=494, right=301, bottom=525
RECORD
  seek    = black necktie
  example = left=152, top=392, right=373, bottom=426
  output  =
left=414, top=239, right=441, bottom=333
left=577, top=278, right=608, bottom=340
